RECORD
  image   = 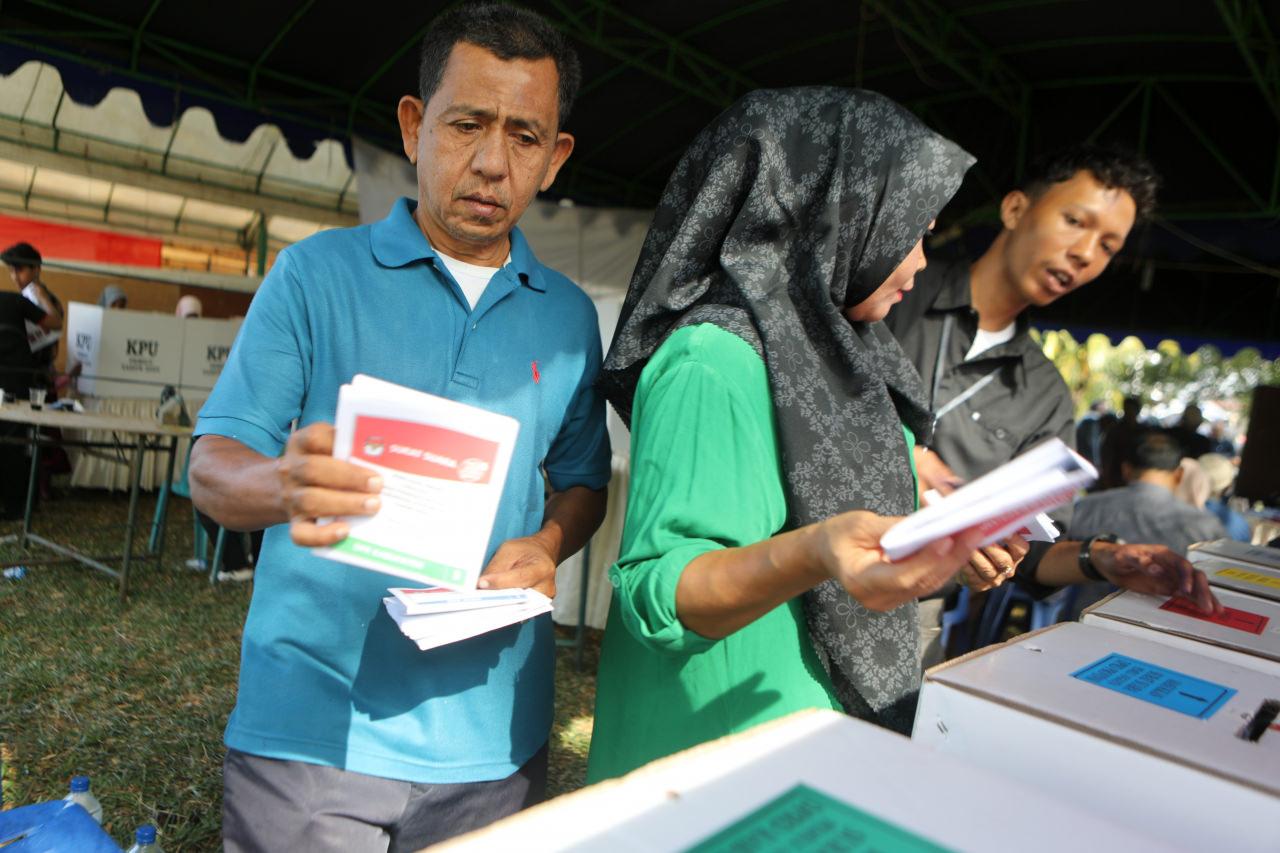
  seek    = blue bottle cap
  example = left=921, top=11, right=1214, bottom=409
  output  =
left=69, top=775, right=90, bottom=792
left=136, top=824, right=157, bottom=844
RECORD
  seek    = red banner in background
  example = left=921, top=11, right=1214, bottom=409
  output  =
left=0, top=213, right=162, bottom=267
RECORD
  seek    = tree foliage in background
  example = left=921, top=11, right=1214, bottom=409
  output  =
left=1035, top=329, right=1280, bottom=420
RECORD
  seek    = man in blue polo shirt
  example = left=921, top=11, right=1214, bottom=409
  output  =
left=189, top=6, right=609, bottom=850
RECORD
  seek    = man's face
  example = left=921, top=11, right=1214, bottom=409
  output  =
left=398, top=42, right=574, bottom=258
left=998, top=170, right=1137, bottom=307
left=7, top=264, right=36, bottom=288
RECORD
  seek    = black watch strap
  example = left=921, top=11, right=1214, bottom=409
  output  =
left=1079, top=534, right=1118, bottom=582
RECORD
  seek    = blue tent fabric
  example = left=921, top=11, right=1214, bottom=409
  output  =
left=0, top=800, right=123, bottom=853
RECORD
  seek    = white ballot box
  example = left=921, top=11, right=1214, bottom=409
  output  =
left=65, top=302, right=183, bottom=398
left=1188, top=551, right=1280, bottom=603
left=914, top=622, right=1280, bottom=853
left=1192, top=538, right=1280, bottom=571
left=434, top=709, right=1172, bottom=853
left=178, top=316, right=242, bottom=394
left=1082, top=589, right=1280, bottom=677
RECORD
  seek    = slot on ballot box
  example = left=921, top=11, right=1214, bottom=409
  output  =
left=913, top=622, right=1280, bottom=853
left=1082, top=588, right=1280, bottom=677
left=433, top=709, right=1171, bottom=853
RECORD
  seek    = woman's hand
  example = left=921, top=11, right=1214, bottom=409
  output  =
left=812, top=511, right=985, bottom=611
left=957, top=534, right=1030, bottom=591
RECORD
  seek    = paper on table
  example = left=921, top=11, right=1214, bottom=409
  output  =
left=314, top=374, right=519, bottom=590
left=881, top=438, right=1094, bottom=560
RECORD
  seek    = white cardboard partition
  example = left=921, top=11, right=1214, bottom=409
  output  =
left=66, top=302, right=240, bottom=399
left=437, top=709, right=1171, bottom=853
left=1189, top=551, right=1280, bottom=603
left=1082, top=589, right=1280, bottom=677
left=914, top=623, right=1280, bottom=853
left=178, top=316, right=242, bottom=392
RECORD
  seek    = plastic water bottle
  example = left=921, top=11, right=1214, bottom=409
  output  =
left=126, top=823, right=165, bottom=853
left=64, top=774, right=103, bottom=823
left=2, top=566, right=26, bottom=580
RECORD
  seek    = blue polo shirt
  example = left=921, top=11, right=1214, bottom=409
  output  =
left=195, top=197, right=611, bottom=783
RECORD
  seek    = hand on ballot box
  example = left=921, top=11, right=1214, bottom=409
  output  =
left=277, top=422, right=384, bottom=547
left=1089, top=541, right=1223, bottom=616
left=818, top=511, right=986, bottom=612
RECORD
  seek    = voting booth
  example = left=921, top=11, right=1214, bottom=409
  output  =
left=65, top=302, right=184, bottom=398
left=434, top=709, right=1169, bottom=853
left=913, top=622, right=1280, bottom=853
left=178, top=315, right=243, bottom=393
left=1082, top=589, right=1280, bottom=677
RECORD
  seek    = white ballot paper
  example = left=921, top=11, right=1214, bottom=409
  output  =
left=923, top=490, right=1060, bottom=543
left=383, top=589, right=552, bottom=651
left=881, top=438, right=1094, bottom=560
left=314, top=374, right=519, bottom=590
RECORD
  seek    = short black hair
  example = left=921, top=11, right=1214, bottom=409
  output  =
left=1021, top=144, right=1160, bottom=221
left=1125, top=428, right=1183, bottom=472
left=417, top=3, right=581, bottom=128
left=1, top=241, right=41, bottom=268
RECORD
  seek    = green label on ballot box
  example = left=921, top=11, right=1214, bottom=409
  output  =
left=685, top=784, right=953, bottom=853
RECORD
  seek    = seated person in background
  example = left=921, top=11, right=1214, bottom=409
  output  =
left=1071, top=429, right=1228, bottom=556
left=1174, top=456, right=1209, bottom=509
left=1172, top=403, right=1212, bottom=458
left=97, top=284, right=127, bottom=309
left=1208, top=421, right=1237, bottom=458
left=1199, top=452, right=1252, bottom=542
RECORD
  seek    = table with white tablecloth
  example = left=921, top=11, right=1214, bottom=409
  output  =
left=65, top=395, right=205, bottom=491
left=553, top=453, right=629, bottom=631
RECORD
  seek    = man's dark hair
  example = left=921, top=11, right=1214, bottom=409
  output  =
left=1125, top=428, right=1183, bottom=472
left=1, top=241, right=41, bottom=268
left=1021, top=144, right=1161, bottom=221
left=417, top=3, right=582, bottom=128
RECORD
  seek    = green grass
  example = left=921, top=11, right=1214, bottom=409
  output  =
left=0, top=489, right=602, bottom=852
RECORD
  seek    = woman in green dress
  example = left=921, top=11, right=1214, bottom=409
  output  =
left=587, top=88, right=983, bottom=782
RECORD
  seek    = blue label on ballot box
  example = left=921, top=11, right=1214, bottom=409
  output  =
left=1071, top=653, right=1236, bottom=719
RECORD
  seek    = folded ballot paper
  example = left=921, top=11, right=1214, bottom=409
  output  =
left=314, top=374, right=519, bottom=591
left=383, top=586, right=552, bottom=651
left=880, top=438, right=1094, bottom=560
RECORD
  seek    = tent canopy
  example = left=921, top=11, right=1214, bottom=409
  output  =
left=0, top=1, right=1277, bottom=346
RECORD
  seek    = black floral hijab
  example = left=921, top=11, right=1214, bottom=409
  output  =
left=600, top=87, right=974, bottom=732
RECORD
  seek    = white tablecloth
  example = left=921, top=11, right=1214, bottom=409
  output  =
left=65, top=395, right=204, bottom=491
left=553, top=454, right=629, bottom=630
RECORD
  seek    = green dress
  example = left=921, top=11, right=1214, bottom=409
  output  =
left=586, top=324, right=843, bottom=783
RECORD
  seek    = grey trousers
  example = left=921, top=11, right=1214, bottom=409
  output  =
left=222, top=744, right=548, bottom=853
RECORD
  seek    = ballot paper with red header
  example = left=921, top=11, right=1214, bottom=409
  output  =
left=880, top=438, right=1095, bottom=561
left=314, top=374, right=519, bottom=590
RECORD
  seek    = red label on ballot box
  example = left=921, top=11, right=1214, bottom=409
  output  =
left=1158, top=596, right=1270, bottom=635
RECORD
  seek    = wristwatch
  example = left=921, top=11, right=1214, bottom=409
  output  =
left=1079, top=534, right=1119, bottom=582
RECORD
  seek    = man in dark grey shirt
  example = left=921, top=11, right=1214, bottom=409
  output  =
left=1071, top=429, right=1227, bottom=555
left=885, top=145, right=1219, bottom=665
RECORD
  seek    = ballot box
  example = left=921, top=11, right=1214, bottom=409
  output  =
left=1188, top=550, right=1280, bottom=604
left=1082, top=588, right=1280, bottom=677
left=914, top=622, right=1280, bottom=853
left=178, top=315, right=242, bottom=394
left=1191, top=538, right=1280, bottom=571
left=65, top=302, right=183, bottom=398
left=433, top=709, right=1170, bottom=853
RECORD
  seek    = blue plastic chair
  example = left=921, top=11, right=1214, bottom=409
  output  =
left=939, top=586, right=972, bottom=657
left=973, top=583, right=1079, bottom=650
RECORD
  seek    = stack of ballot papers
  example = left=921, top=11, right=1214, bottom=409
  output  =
left=383, top=586, right=552, bottom=650
left=314, top=374, right=519, bottom=590
left=881, top=437, right=1094, bottom=560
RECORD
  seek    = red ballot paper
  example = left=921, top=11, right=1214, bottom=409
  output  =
left=1159, top=597, right=1270, bottom=635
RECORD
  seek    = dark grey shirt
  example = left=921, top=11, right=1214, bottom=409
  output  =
left=885, top=258, right=1078, bottom=597
left=1069, top=481, right=1228, bottom=556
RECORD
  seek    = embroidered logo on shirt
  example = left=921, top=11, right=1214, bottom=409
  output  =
left=531, top=360, right=541, bottom=384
